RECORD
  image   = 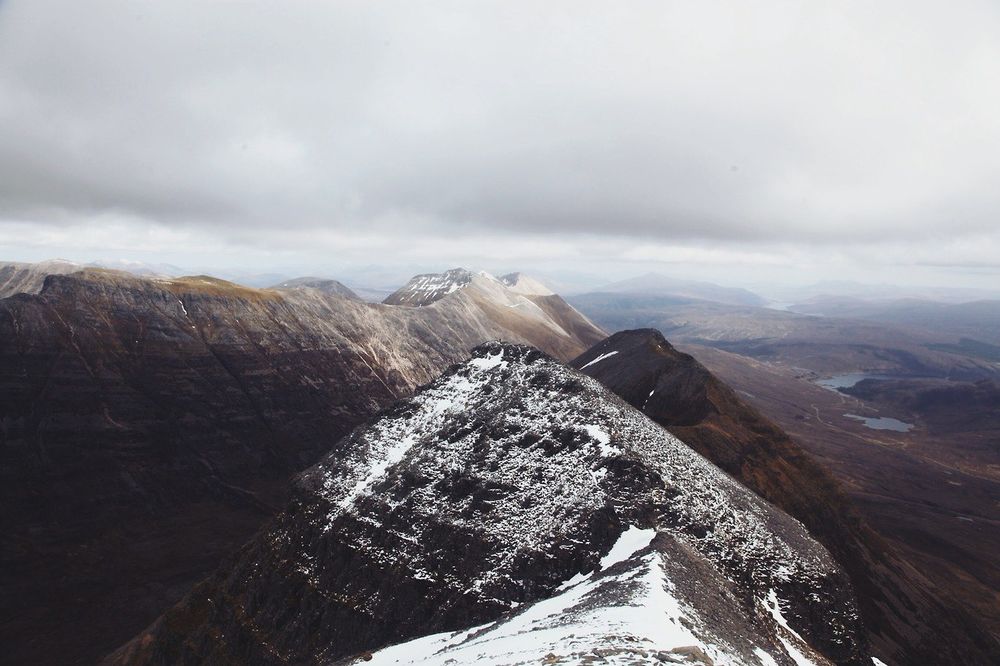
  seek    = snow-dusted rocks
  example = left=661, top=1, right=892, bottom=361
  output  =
left=109, top=342, right=868, bottom=666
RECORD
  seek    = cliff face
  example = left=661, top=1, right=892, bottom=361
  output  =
left=573, top=329, right=1000, bottom=666
left=108, top=343, right=869, bottom=666
left=0, top=269, right=603, bottom=665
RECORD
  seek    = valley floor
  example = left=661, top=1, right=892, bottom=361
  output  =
left=680, top=343, right=1000, bottom=638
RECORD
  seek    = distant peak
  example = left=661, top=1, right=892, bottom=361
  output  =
left=270, top=276, right=361, bottom=300
left=382, top=268, right=477, bottom=307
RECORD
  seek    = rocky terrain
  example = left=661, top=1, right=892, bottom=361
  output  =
left=0, top=265, right=603, bottom=665
left=573, top=330, right=1000, bottom=665
left=108, top=343, right=870, bottom=666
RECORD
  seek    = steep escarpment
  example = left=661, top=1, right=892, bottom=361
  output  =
left=573, top=329, right=1000, bottom=665
left=109, top=343, right=869, bottom=666
left=0, top=268, right=603, bottom=665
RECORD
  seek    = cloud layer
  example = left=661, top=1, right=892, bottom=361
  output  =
left=1, top=1, right=999, bottom=286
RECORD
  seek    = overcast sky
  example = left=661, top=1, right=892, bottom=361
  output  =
left=1, top=1, right=999, bottom=291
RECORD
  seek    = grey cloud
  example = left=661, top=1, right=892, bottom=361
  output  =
left=1, top=0, right=999, bottom=272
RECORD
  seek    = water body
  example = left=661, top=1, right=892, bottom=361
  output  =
left=844, top=414, right=913, bottom=432
left=815, top=373, right=898, bottom=390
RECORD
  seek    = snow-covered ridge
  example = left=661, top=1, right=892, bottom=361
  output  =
left=301, top=342, right=864, bottom=665
left=366, top=546, right=749, bottom=665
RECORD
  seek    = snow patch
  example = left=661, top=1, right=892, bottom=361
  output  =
left=599, top=525, right=656, bottom=569
left=755, top=648, right=781, bottom=666
left=579, top=350, right=618, bottom=370
left=468, top=349, right=507, bottom=371
left=583, top=423, right=620, bottom=458
left=338, top=435, right=416, bottom=510
left=763, top=590, right=822, bottom=666
left=763, top=589, right=805, bottom=643
left=777, top=636, right=821, bottom=666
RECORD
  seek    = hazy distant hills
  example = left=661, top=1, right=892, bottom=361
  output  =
left=790, top=296, right=1000, bottom=347
left=0, top=263, right=603, bottom=665
left=775, top=280, right=1000, bottom=305
left=589, top=272, right=767, bottom=306
left=571, top=293, right=1000, bottom=381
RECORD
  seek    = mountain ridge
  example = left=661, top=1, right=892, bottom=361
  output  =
left=107, top=341, right=868, bottom=666
left=0, top=267, right=603, bottom=665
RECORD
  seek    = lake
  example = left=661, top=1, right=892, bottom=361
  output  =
left=844, top=414, right=913, bottom=432
left=816, top=373, right=899, bottom=390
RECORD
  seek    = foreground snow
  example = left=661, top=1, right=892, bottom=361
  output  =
left=367, top=541, right=819, bottom=666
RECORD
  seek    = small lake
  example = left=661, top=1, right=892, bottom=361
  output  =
left=844, top=414, right=913, bottom=432
left=815, top=373, right=898, bottom=390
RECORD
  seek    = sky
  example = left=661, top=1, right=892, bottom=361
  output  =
left=1, top=1, right=999, bottom=293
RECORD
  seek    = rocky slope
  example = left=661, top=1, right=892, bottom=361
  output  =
left=0, top=267, right=603, bottom=665
left=573, top=329, right=1000, bottom=665
left=109, top=343, right=869, bottom=666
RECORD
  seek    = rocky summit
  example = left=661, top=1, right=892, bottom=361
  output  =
left=109, top=342, right=870, bottom=666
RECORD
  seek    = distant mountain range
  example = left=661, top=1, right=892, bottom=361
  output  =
left=589, top=272, right=767, bottom=306
left=789, top=296, right=1000, bottom=347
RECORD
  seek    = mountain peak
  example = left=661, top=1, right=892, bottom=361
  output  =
left=111, top=343, right=867, bottom=666
left=382, top=267, right=475, bottom=306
